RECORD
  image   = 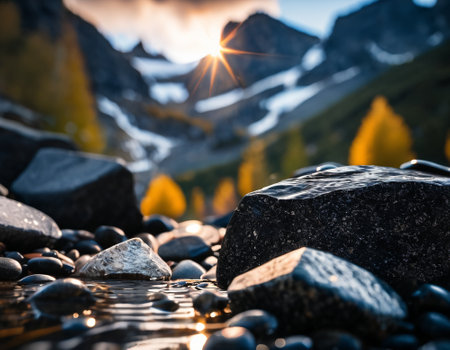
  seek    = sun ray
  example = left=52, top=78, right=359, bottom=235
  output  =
left=209, top=56, right=219, bottom=96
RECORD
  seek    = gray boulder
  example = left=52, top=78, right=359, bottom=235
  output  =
left=218, top=166, right=450, bottom=291
left=11, top=148, right=142, bottom=233
left=0, top=196, right=61, bottom=251
left=79, top=238, right=171, bottom=280
left=0, top=118, right=76, bottom=187
left=228, top=247, right=407, bottom=337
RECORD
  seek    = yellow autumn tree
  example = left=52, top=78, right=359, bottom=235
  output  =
left=140, top=174, right=186, bottom=218
left=213, top=178, right=238, bottom=215
left=445, top=132, right=450, bottom=163
left=191, top=186, right=206, bottom=219
left=238, top=139, right=269, bottom=196
left=348, top=96, right=415, bottom=167
left=281, top=128, right=308, bottom=178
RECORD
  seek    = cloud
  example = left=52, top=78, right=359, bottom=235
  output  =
left=64, top=0, right=280, bottom=62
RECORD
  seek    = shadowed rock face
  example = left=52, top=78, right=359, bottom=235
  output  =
left=228, top=247, right=407, bottom=337
left=217, top=166, right=450, bottom=291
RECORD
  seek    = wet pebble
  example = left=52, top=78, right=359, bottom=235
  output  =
left=192, top=291, right=228, bottom=315
left=148, top=292, right=168, bottom=302
left=158, top=235, right=212, bottom=262
left=0, top=256, right=22, bottom=280
left=5, top=251, right=25, bottom=264
left=28, top=257, right=63, bottom=276
left=74, top=240, right=101, bottom=255
left=201, top=266, right=217, bottom=281
left=419, top=340, right=450, bottom=350
left=312, top=330, right=362, bottom=350
left=94, top=225, right=126, bottom=249
left=381, top=334, right=419, bottom=350
left=172, top=260, right=206, bottom=280
left=152, top=298, right=179, bottom=312
left=74, top=255, right=91, bottom=273
left=135, top=233, right=159, bottom=251
left=417, top=312, right=450, bottom=339
left=18, top=274, right=56, bottom=285
left=411, top=284, right=450, bottom=316
left=400, top=159, right=450, bottom=177
left=276, top=335, right=313, bottom=350
left=227, top=309, right=278, bottom=338
left=66, top=249, right=80, bottom=261
left=201, top=256, right=218, bottom=271
left=142, top=214, right=177, bottom=235
left=203, top=327, right=256, bottom=350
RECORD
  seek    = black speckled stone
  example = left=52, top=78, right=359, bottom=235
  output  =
left=228, top=247, right=406, bottom=337
left=158, top=236, right=212, bottom=262
left=218, top=166, right=450, bottom=291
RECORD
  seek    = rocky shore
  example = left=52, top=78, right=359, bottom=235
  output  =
left=0, top=119, right=449, bottom=349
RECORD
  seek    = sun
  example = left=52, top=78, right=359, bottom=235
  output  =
left=209, top=43, right=223, bottom=58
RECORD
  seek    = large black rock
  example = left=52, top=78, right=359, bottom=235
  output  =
left=228, top=247, right=407, bottom=337
left=217, top=166, right=450, bottom=291
left=0, top=118, right=76, bottom=187
left=11, top=148, right=142, bottom=233
left=0, top=196, right=61, bottom=251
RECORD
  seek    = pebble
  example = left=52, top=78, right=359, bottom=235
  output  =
left=410, top=284, right=450, bottom=316
left=203, top=327, right=256, bottom=350
left=277, top=335, right=313, bottom=350
left=28, top=257, right=64, bottom=276
left=381, top=334, right=419, bottom=350
left=171, top=260, right=206, bottom=280
left=400, top=159, right=450, bottom=177
left=18, top=274, right=56, bottom=285
left=192, top=291, right=228, bottom=315
left=148, top=292, right=168, bottom=302
left=419, top=340, right=450, bottom=350
left=142, top=214, right=177, bottom=235
left=5, top=251, right=25, bottom=264
left=158, top=236, right=212, bottom=262
left=312, top=330, right=362, bottom=350
left=74, top=240, right=101, bottom=255
left=94, top=226, right=127, bottom=249
left=74, top=255, right=92, bottom=273
left=0, top=256, right=22, bottom=281
left=227, top=309, right=278, bottom=338
left=152, top=298, right=179, bottom=312
left=135, top=233, right=159, bottom=251
left=66, top=249, right=80, bottom=261
left=201, top=256, right=218, bottom=271
left=201, top=266, right=217, bottom=281
left=417, top=312, right=450, bottom=338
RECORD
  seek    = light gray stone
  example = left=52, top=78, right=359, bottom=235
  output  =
left=79, top=238, right=171, bottom=280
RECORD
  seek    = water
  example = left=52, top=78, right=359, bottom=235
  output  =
left=0, top=280, right=229, bottom=350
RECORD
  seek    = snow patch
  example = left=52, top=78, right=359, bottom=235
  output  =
left=132, top=58, right=197, bottom=79
left=150, top=83, right=189, bottom=104
left=302, top=45, right=325, bottom=71
left=368, top=42, right=414, bottom=65
left=195, top=66, right=302, bottom=113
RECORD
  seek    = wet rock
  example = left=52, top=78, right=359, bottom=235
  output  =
left=142, top=215, right=177, bottom=235
left=381, top=334, right=419, bottom=350
left=417, top=312, right=450, bottom=339
left=79, top=238, right=171, bottom=280
left=94, top=226, right=126, bottom=249
left=0, top=257, right=22, bottom=280
left=135, top=233, right=159, bottom=251
left=74, top=240, right=102, bottom=255
left=419, top=340, right=450, bottom=350
left=218, top=166, right=450, bottom=291
left=28, top=257, right=64, bottom=276
left=0, top=196, right=61, bottom=251
left=0, top=184, right=8, bottom=197
left=292, top=162, right=343, bottom=178
left=400, top=159, right=450, bottom=177
left=0, top=118, right=76, bottom=188
left=171, top=260, right=206, bottom=280
left=410, top=284, right=450, bottom=316
left=192, top=291, right=228, bottom=315
left=278, top=335, right=313, bottom=350
left=227, top=309, right=278, bottom=338
left=11, top=148, right=142, bottom=233
left=74, top=255, right=91, bottom=274
left=18, top=274, right=56, bottom=285
left=203, top=327, right=256, bottom=350
left=158, top=236, right=212, bottom=262
left=228, top=247, right=406, bottom=337
left=152, top=298, right=179, bottom=312
left=66, top=249, right=80, bottom=262
left=201, top=256, right=218, bottom=271
left=312, top=330, right=362, bottom=350
left=201, top=266, right=217, bottom=281
left=174, top=222, right=221, bottom=245
left=5, top=251, right=25, bottom=264
left=29, top=278, right=95, bottom=315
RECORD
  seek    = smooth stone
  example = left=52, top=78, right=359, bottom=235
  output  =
left=152, top=298, right=179, bottom=312
left=203, top=327, right=256, bottom=350
left=148, top=292, right=168, bottom=302
left=417, top=312, right=450, bottom=338
left=18, top=274, right=56, bottom=285
left=94, top=226, right=126, bottom=249
left=61, top=262, right=75, bottom=276
left=79, top=238, right=171, bottom=280
left=0, top=196, right=61, bottom=251
left=400, top=159, right=450, bottom=177
left=201, top=266, right=217, bottom=281
left=381, top=334, right=419, bottom=350
left=192, top=291, right=229, bottom=315
left=5, top=251, right=25, bottom=264
left=227, top=309, right=278, bottom=337
left=0, top=184, right=8, bottom=197
left=74, top=255, right=92, bottom=274
left=174, top=223, right=221, bottom=246
left=74, top=240, right=101, bottom=255
left=142, top=215, right=177, bottom=235
left=135, top=233, right=159, bottom=252
left=312, top=330, right=362, bottom=350
left=28, top=257, right=64, bottom=276
left=279, top=335, right=313, bottom=350
left=0, top=118, right=76, bottom=187
left=66, top=249, right=80, bottom=262
left=11, top=148, right=142, bottom=233
left=0, top=257, right=22, bottom=280
left=28, top=278, right=95, bottom=315
left=419, top=340, right=450, bottom=350
left=171, top=260, right=206, bottom=280
left=204, top=211, right=234, bottom=228
left=201, top=256, right=218, bottom=271
left=228, top=247, right=406, bottom=337
left=410, top=284, right=450, bottom=316
left=158, top=236, right=212, bottom=262
left=218, top=166, right=450, bottom=291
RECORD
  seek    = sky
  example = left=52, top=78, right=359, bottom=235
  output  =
left=64, top=0, right=438, bottom=63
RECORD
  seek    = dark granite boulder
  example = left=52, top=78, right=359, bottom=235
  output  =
left=228, top=247, right=407, bottom=337
left=218, top=166, right=450, bottom=291
left=11, top=148, right=142, bottom=233
left=0, top=118, right=76, bottom=188
left=0, top=196, right=61, bottom=251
